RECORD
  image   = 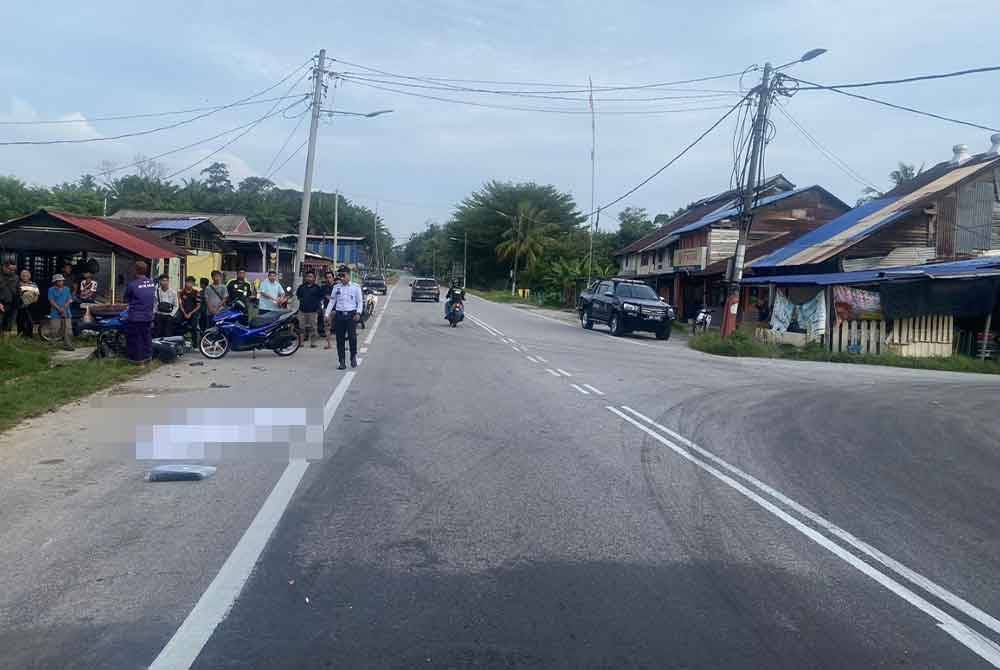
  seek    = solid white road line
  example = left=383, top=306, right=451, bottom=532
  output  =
left=582, top=384, right=605, bottom=396
left=466, top=314, right=499, bottom=337
left=360, top=346, right=368, bottom=353
left=609, top=406, right=1000, bottom=668
left=535, top=356, right=548, bottom=363
left=545, top=368, right=561, bottom=377
left=620, top=405, right=1000, bottom=641
left=501, top=337, right=511, bottom=344
left=556, top=368, right=572, bottom=377
left=363, top=284, right=395, bottom=346
left=151, top=371, right=358, bottom=670
left=525, top=355, right=539, bottom=363
left=570, top=383, right=590, bottom=395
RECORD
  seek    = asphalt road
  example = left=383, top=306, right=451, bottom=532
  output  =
left=3, top=278, right=1000, bottom=669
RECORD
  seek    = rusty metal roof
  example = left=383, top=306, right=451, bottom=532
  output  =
left=40, top=209, right=182, bottom=258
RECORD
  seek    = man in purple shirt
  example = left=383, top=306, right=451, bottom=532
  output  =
left=124, top=261, right=156, bottom=365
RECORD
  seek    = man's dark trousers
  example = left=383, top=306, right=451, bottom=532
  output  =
left=333, top=311, right=358, bottom=364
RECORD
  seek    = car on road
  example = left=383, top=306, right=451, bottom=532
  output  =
left=410, top=277, right=440, bottom=302
left=578, top=278, right=675, bottom=339
left=362, top=276, right=388, bottom=295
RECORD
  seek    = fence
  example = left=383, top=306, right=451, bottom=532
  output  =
left=830, top=320, right=884, bottom=355
left=884, top=315, right=953, bottom=357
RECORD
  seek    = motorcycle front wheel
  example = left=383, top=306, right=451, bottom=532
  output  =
left=199, top=328, right=230, bottom=359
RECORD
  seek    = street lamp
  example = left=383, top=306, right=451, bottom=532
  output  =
left=775, top=48, right=828, bottom=71
left=320, top=109, right=394, bottom=118
left=449, top=233, right=468, bottom=288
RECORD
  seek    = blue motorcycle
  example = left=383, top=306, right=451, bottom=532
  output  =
left=92, top=309, right=129, bottom=358
left=199, top=301, right=300, bottom=359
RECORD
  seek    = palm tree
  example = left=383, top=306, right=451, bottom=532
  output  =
left=858, top=161, right=926, bottom=205
left=496, top=202, right=549, bottom=295
left=544, top=257, right=585, bottom=306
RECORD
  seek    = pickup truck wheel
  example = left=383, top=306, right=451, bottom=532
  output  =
left=609, top=312, right=624, bottom=337
left=656, top=322, right=672, bottom=341
left=581, top=308, right=594, bottom=330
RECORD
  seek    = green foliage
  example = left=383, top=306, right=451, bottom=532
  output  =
left=0, top=162, right=395, bottom=264
left=690, top=332, right=1000, bottom=374
left=615, top=206, right=655, bottom=248
left=0, top=339, right=150, bottom=433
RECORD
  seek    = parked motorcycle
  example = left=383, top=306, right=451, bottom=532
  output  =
left=692, top=306, right=712, bottom=335
left=199, top=294, right=300, bottom=360
left=360, top=287, right=378, bottom=329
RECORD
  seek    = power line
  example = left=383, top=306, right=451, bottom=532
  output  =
left=774, top=102, right=880, bottom=191
left=794, top=65, right=1000, bottom=91
left=583, top=93, right=753, bottom=219
left=329, top=55, right=751, bottom=94
left=162, top=73, right=312, bottom=181
left=0, top=60, right=314, bottom=145
left=782, top=74, right=1000, bottom=133
left=265, top=109, right=309, bottom=176
left=0, top=94, right=309, bottom=126
left=337, top=72, right=741, bottom=103
left=265, top=138, right=308, bottom=181
left=95, top=97, right=308, bottom=179
left=341, top=78, right=736, bottom=115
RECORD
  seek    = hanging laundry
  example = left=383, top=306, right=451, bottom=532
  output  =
left=769, top=291, right=794, bottom=332
left=797, top=291, right=827, bottom=338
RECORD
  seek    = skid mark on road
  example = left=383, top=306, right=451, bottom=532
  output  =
left=610, top=405, right=1000, bottom=668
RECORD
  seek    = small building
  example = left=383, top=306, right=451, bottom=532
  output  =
left=0, top=208, right=182, bottom=310
left=290, top=234, right=368, bottom=267
left=753, top=139, right=1000, bottom=275
left=615, top=175, right=849, bottom=322
left=110, top=209, right=252, bottom=235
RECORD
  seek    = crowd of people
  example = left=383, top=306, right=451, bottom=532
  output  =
left=1, top=257, right=368, bottom=368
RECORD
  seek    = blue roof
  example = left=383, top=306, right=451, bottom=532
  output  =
left=148, top=218, right=209, bottom=230
left=670, top=187, right=816, bottom=236
left=752, top=196, right=906, bottom=268
left=744, top=256, right=1000, bottom=286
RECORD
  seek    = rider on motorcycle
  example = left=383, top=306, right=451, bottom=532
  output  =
left=444, top=280, right=464, bottom=319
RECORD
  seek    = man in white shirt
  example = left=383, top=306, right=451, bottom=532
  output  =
left=258, top=270, right=285, bottom=312
left=323, top=267, right=364, bottom=369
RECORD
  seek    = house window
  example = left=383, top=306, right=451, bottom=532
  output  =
left=640, top=253, right=649, bottom=266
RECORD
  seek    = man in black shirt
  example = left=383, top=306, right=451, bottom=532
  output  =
left=176, top=275, right=202, bottom=347
left=295, top=270, right=325, bottom=348
left=226, top=269, right=255, bottom=308
left=317, top=270, right=336, bottom=343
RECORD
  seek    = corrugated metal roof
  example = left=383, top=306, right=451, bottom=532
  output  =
left=148, top=218, right=209, bottom=230
left=669, top=187, right=818, bottom=237
left=110, top=209, right=251, bottom=233
left=745, top=256, right=1000, bottom=286
left=42, top=210, right=182, bottom=259
left=756, top=155, right=1000, bottom=268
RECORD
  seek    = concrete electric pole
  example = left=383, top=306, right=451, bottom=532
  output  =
left=292, top=49, right=326, bottom=289
left=721, top=61, right=772, bottom=337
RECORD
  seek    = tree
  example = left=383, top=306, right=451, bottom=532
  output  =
left=201, top=162, right=233, bottom=193
left=238, top=176, right=274, bottom=195
left=495, top=202, right=551, bottom=294
left=616, top=206, right=655, bottom=248
left=133, top=154, right=166, bottom=181
left=858, top=161, right=925, bottom=205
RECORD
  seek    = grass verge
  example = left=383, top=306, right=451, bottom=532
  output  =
left=689, top=331, right=1000, bottom=375
left=0, top=338, right=152, bottom=433
left=468, top=288, right=568, bottom=310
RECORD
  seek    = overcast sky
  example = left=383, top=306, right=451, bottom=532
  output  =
left=3, top=1, right=998, bottom=241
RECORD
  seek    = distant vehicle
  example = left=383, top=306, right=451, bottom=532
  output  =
left=410, top=277, right=440, bottom=302
left=362, top=276, right=387, bottom=295
left=577, top=278, right=675, bottom=340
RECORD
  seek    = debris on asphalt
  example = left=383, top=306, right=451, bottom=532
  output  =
left=146, top=464, right=217, bottom=482
left=209, top=382, right=231, bottom=389
left=305, top=596, right=310, bottom=604
left=38, top=458, right=65, bottom=465
left=189, top=361, right=204, bottom=367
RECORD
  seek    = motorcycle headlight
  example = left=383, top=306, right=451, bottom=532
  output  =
left=622, top=302, right=639, bottom=313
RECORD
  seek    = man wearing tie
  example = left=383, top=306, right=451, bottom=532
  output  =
left=323, top=266, right=364, bottom=369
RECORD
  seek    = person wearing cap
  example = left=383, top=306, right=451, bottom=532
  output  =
left=0, top=259, right=17, bottom=337
left=124, top=262, right=156, bottom=365
left=323, top=266, right=363, bottom=369
left=47, top=274, right=74, bottom=350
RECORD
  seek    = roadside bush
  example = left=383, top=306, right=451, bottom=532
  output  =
left=689, top=331, right=777, bottom=358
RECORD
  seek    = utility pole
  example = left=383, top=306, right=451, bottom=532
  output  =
left=463, top=230, right=468, bottom=288
left=372, top=205, right=380, bottom=276
left=587, top=75, right=597, bottom=288
left=292, top=49, right=326, bottom=289
left=721, top=61, right=773, bottom=337
left=332, top=189, right=339, bottom=267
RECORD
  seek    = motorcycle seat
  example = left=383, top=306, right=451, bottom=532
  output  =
left=249, top=310, right=285, bottom=328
